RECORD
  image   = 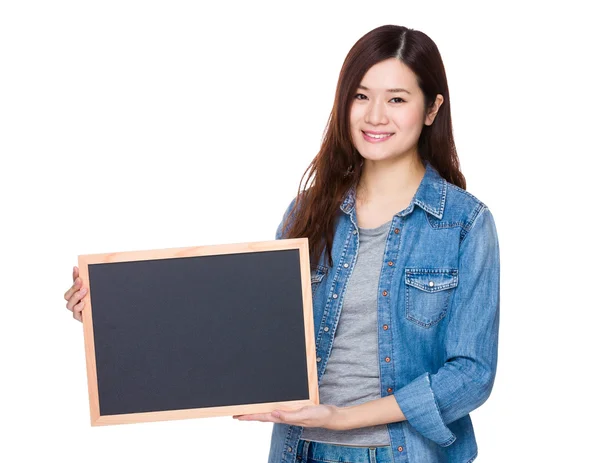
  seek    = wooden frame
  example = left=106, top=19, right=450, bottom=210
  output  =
left=78, top=238, right=318, bottom=426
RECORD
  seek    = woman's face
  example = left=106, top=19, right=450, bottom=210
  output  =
left=349, top=58, right=441, bottom=163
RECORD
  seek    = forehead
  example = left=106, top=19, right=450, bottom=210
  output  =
left=360, top=58, right=419, bottom=91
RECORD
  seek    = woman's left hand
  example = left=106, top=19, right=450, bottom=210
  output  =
left=233, top=404, right=345, bottom=430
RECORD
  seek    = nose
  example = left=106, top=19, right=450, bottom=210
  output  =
left=365, top=99, right=389, bottom=125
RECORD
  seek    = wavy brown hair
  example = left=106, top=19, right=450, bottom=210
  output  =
left=282, top=25, right=466, bottom=270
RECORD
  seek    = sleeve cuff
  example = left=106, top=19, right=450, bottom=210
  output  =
left=393, top=372, right=456, bottom=447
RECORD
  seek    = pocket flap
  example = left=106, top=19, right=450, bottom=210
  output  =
left=405, top=268, right=458, bottom=292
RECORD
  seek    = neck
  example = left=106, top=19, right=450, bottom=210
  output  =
left=356, top=153, right=426, bottom=206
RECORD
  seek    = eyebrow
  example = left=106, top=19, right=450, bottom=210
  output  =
left=357, top=84, right=411, bottom=95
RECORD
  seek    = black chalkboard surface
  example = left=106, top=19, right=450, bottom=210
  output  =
left=78, top=238, right=318, bottom=426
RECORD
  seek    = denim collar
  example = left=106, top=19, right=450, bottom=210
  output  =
left=339, top=160, right=447, bottom=219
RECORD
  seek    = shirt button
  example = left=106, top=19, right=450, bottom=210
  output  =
left=288, top=447, right=293, bottom=452
left=387, top=387, right=393, bottom=393
left=316, top=357, right=322, bottom=362
left=385, top=357, right=391, bottom=362
left=353, top=230, right=357, bottom=235
left=383, top=324, right=389, bottom=330
left=324, top=327, right=329, bottom=332
left=429, top=281, right=434, bottom=287
left=394, top=228, right=400, bottom=234
left=382, top=290, right=388, bottom=296
left=343, top=263, right=349, bottom=268
left=388, top=261, right=393, bottom=266
left=333, top=293, right=338, bottom=299
left=397, top=446, right=404, bottom=452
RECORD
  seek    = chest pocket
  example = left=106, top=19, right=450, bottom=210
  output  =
left=310, top=264, right=328, bottom=296
left=405, top=268, right=458, bottom=328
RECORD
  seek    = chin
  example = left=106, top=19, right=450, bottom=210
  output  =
left=361, top=153, right=393, bottom=163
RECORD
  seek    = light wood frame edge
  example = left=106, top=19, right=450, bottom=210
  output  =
left=78, top=238, right=319, bottom=426
left=77, top=255, right=100, bottom=426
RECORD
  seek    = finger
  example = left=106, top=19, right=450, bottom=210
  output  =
left=235, top=413, right=273, bottom=422
left=66, top=287, right=87, bottom=312
left=64, top=278, right=81, bottom=301
left=72, top=266, right=79, bottom=282
left=233, top=414, right=285, bottom=425
left=72, top=303, right=83, bottom=322
left=73, top=299, right=85, bottom=317
left=271, top=408, right=301, bottom=420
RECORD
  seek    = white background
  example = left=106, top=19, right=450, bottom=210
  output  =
left=1, top=1, right=598, bottom=461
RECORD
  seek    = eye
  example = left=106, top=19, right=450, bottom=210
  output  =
left=354, top=93, right=368, bottom=100
left=390, top=97, right=405, bottom=103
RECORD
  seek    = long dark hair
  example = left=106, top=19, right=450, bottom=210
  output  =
left=282, top=25, right=465, bottom=269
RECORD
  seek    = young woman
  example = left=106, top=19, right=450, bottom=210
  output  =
left=232, top=25, right=500, bottom=463
left=64, top=24, right=500, bottom=463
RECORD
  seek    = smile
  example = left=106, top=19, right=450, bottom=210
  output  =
left=361, top=131, right=394, bottom=143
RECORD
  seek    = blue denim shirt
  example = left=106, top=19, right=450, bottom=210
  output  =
left=268, top=161, right=500, bottom=463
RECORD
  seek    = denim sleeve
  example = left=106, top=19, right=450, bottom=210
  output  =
left=394, top=206, right=500, bottom=446
left=275, top=195, right=302, bottom=240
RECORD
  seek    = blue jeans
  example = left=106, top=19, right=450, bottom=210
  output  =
left=296, top=439, right=394, bottom=463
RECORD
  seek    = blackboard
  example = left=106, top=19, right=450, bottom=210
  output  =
left=78, top=238, right=318, bottom=426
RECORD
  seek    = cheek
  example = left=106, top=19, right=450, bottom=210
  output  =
left=349, top=107, right=363, bottom=142
left=393, top=108, right=424, bottom=131
left=349, top=105, right=362, bottom=129
left=350, top=127, right=361, bottom=149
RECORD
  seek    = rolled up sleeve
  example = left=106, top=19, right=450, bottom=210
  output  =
left=394, top=206, right=501, bottom=446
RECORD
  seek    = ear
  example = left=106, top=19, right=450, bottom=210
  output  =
left=424, top=94, right=444, bottom=126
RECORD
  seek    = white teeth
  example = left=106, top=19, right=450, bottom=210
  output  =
left=364, top=132, right=392, bottom=139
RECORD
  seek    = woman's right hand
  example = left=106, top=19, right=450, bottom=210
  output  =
left=64, top=266, right=87, bottom=322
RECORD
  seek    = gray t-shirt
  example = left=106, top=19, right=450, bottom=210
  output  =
left=300, top=219, right=392, bottom=447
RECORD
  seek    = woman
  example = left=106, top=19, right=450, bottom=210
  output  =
left=64, top=24, right=500, bottom=463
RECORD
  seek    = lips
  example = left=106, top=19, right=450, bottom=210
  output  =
left=361, top=130, right=394, bottom=142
